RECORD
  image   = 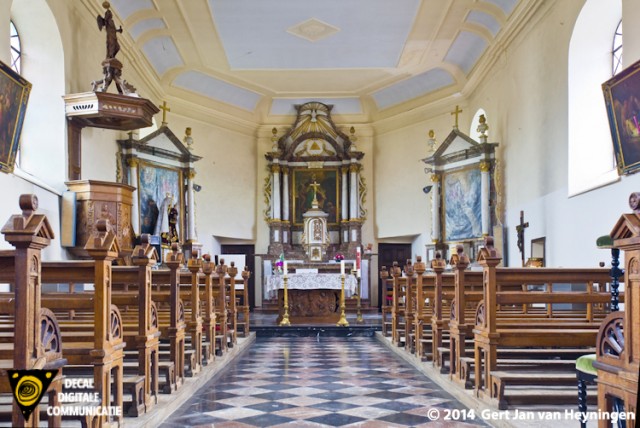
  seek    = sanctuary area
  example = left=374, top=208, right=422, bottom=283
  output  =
left=0, top=0, right=637, bottom=427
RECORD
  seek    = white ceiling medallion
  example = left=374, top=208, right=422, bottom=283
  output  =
left=287, top=18, right=340, bottom=43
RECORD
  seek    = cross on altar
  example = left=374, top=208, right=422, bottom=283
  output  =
left=159, top=101, right=171, bottom=126
left=451, top=105, right=463, bottom=129
left=516, top=210, right=529, bottom=267
left=309, top=175, right=321, bottom=209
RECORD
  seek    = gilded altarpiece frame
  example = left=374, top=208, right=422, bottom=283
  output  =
left=292, top=168, right=340, bottom=226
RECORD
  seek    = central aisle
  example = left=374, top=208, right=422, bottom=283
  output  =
left=162, top=336, right=483, bottom=427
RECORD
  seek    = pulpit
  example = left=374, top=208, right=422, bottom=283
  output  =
left=65, top=180, right=135, bottom=258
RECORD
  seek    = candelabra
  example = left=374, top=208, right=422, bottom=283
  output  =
left=279, top=274, right=291, bottom=326
left=336, top=273, right=349, bottom=327
left=352, top=268, right=364, bottom=324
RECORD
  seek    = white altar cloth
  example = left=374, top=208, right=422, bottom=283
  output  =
left=266, top=273, right=357, bottom=298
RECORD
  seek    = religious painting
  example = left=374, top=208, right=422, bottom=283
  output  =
left=137, top=159, right=183, bottom=242
left=0, top=60, right=31, bottom=174
left=442, top=166, right=482, bottom=242
left=603, top=58, right=640, bottom=175
left=292, top=168, right=339, bottom=225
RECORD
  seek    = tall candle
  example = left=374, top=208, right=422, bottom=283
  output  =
left=356, top=246, right=362, bottom=278
left=340, top=260, right=345, bottom=275
left=284, top=261, right=288, bottom=275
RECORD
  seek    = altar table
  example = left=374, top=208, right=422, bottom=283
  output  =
left=266, top=274, right=358, bottom=324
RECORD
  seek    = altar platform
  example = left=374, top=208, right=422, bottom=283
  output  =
left=250, top=312, right=382, bottom=338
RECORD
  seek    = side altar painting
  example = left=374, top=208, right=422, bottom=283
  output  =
left=138, top=159, right=182, bottom=245
left=443, top=166, right=482, bottom=241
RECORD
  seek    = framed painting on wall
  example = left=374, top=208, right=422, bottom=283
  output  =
left=442, top=166, right=482, bottom=241
left=292, top=168, right=339, bottom=225
left=0, top=59, right=31, bottom=173
left=137, top=159, right=184, bottom=239
left=603, top=58, right=640, bottom=175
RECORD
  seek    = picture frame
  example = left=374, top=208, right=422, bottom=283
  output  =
left=291, top=168, right=339, bottom=226
left=0, top=59, right=31, bottom=173
left=602, top=58, right=640, bottom=175
left=137, top=159, right=184, bottom=241
left=441, top=165, right=482, bottom=242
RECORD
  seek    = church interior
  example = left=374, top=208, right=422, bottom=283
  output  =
left=0, top=0, right=638, bottom=426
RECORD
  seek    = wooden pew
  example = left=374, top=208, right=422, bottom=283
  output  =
left=236, top=267, right=251, bottom=337
left=41, top=220, right=125, bottom=427
left=153, top=245, right=187, bottom=392
left=473, top=237, right=614, bottom=410
left=0, top=195, right=66, bottom=427
left=379, top=267, right=393, bottom=337
left=593, top=198, right=639, bottom=426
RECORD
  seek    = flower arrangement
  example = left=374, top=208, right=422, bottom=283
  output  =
left=334, top=253, right=345, bottom=262
left=274, top=253, right=284, bottom=274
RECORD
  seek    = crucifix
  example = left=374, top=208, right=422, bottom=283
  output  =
left=451, top=105, right=463, bottom=129
left=516, top=210, right=529, bottom=267
left=309, top=174, right=321, bottom=209
left=159, top=101, right=171, bottom=126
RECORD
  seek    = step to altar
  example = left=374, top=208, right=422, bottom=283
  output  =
left=254, top=324, right=380, bottom=338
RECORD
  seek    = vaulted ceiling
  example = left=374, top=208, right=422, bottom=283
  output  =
left=103, top=0, right=538, bottom=125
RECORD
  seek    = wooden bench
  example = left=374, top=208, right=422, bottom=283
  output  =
left=0, top=195, right=67, bottom=427
left=473, top=237, right=614, bottom=409
left=40, top=220, right=125, bottom=427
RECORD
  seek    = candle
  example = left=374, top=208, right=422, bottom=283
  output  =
left=356, top=246, right=362, bottom=278
left=284, top=261, right=288, bottom=275
left=340, top=260, right=345, bottom=275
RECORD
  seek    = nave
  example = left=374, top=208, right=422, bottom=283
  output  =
left=161, top=336, right=482, bottom=428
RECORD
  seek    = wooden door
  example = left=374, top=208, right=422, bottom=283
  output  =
left=221, top=244, right=255, bottom=310
left=377, top=243, right=412, bottom=311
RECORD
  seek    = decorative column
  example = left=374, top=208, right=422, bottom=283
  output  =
left=480, top=160, right=491, bottom=236
left=282, top=165, right=291, bottom=246
left=186, top=169, right=197, bottom=241
left=341, top=165, right=349, bottom=244
left=127, top=158, right=140, bottom=234
left=282, top=166, right=290, bottom=223
left=272, top=164, right=281, bottom=222
left=431, top=173, right=441, bottom=243
left=349, top=163, right=359, bottom=221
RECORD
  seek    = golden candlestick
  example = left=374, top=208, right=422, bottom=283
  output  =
left=336, top=273, right=349, bottom=327
left=279, top=274, right=291, bottom=326
left=352, top=269, right=364, bottom=324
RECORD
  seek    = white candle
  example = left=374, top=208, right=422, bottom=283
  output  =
left=357, top=268, right=361, bottom=278
left=284, top=261, right=288, bottom=275
left=340, top=260, right=345, bottom=275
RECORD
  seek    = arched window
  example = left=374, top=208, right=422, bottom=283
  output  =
left=9, top=21, right=21, bottom=74
left=612, top=20, right=623, bottom=76
left=567, top=0, right=621, bottom=196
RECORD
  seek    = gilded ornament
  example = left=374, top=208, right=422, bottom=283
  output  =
left=271, top=164, right=281, bottom=174
left=479, top=161, right=491, bottom=172
left=430, top=173, right=440, bottom=183
left=349, top=163, right=360, bottom=173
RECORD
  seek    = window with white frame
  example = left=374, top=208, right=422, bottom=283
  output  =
left=567, top=0, right=621, bottom=196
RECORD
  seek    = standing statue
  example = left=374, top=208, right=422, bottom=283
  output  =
left=96, top=2, right=122, bottom=60
left=91, top=1, right=137, bottom=94
left=155, top=193, right=180, bottom=246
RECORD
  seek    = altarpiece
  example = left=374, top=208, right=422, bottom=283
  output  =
left=264, top=102, right=367, bottom=260
left=423, top=120, right=499, bottom=261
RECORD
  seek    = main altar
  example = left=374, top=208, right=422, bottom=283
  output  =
left=263, top=102, right=370, bottom=323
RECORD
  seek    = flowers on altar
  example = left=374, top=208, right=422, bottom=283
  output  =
left=334, top=253, right=345, bottom=262
left=274, top=253, right=284, bottom=274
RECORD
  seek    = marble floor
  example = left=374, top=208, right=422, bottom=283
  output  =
left=161, top=336, right=484, bottom=427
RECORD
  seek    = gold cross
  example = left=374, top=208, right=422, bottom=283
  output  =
left=159, top=101, right=171, bottom=126
left=309, top=174, right=321, bottom=208
left=451, top=105, right=463, bottom=129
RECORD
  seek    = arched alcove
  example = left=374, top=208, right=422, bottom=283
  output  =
left=567, top=0, right=621, bottom=196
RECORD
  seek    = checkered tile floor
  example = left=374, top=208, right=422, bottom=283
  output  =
left=161, top=337, right=484, bottom=427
